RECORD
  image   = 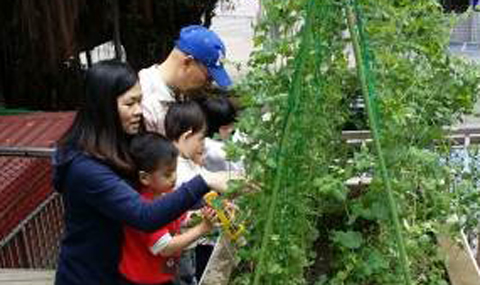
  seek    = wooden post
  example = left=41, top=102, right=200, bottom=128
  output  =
left=476, top=229, right=480, bottom=266
left=438, top=231, right=480, bottom=285
left=85, top=50, right=92, bottom=68
left=112, top=0, right=122, bottom=60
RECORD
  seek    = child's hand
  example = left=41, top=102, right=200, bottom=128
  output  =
left=200, top=206, right=217, bottom=232
left=184, top=210, right=203, bottom=227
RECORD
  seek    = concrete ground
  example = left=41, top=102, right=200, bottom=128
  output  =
left=210, top=0, right=259, bottom=81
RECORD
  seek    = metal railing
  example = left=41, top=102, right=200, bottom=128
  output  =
left=0, top=147, right=63, bottom=269
left=0, top=194, right=63, bottom=269
left=342, top=126, right=480, bottom=146
left=0, top=147, right=54, bottom=158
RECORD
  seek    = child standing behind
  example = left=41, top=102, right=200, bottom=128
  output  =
left=119, top=133, right=216, bottom=285
left=165, top=101, right=208, bottom=190
left=165, top=101, right=211, bottom=284
left=199, top=96, right=243, bottom=173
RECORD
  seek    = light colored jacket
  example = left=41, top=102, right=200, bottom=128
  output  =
left=139, top=65, right=175, bottom=135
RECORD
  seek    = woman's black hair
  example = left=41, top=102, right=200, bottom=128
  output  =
left=200, top=96, right=237, bottom=138
left=130, top=132, right=178, bottom=175
left=164, top=101, right=206, bottom=141
left=58, top=60, right=139, bottom=176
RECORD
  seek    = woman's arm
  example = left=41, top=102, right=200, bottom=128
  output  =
left=67, top=155, right=210, bottom=232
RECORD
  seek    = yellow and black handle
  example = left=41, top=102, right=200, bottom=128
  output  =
left=203, top=191, right=245, bottom=243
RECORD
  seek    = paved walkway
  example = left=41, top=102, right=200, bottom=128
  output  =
left=210, top=0, right=259, bottom=80
left=0, top=269, right=54, bottom=285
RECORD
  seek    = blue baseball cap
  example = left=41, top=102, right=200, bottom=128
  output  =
left=175, top=25, right=232, bottom=88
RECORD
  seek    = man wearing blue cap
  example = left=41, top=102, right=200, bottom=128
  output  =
left=140, top=25, right=232, bottom=135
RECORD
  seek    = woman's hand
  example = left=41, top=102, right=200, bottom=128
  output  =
left=200, top=170, right=243, bottom=193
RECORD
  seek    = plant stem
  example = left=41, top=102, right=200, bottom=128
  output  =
left=252, top=1, right=316, bottom=284
left=345, top=1, right=412, bottom=284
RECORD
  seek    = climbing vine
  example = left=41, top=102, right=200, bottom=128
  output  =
left=229, top=0, right=480, bottom=284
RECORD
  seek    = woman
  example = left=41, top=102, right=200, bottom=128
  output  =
left=53, top=60, right=227, bottom=285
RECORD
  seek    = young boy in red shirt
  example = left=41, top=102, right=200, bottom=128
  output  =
left=119, top=132, right=216, bottom=285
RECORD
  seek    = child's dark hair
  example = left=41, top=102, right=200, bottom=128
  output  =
left=200, top=97, right=238, bottom=138
left=165, top=101, right=206, bottom=141
left=130, top=132, right=178, bottom=173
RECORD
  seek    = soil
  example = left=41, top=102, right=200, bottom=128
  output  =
left=304, top=215, right=337, bottom=284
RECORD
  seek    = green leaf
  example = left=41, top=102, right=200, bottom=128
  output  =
left=332, top=230, right=363, bottom=249
left=370, top=201, right=390, bottom=221
left=366, top=249, right=389, bottom=271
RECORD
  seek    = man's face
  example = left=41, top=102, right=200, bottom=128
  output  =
left=181, top=56, right=212, bottom=91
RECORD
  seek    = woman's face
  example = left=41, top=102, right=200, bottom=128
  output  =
left=117, top=83, right=143, bottom=135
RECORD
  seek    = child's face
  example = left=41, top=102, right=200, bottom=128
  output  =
left=219, top=123, right=235, bottom=141
left=140, top=162, right=177, bottom=193
left=177, top=129, right=206, bottom=160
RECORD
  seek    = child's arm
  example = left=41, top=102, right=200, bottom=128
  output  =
left=159, top=222, right=210, bottom=257
left=158, top=207, right=216, bottom=257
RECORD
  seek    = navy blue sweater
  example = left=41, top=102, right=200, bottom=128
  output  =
left=53, top=150, right=209, bottom=285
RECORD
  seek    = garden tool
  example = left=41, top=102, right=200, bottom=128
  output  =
left=203, top=191, right=245, bottom=243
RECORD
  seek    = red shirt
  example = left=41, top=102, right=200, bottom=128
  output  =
left=119, top=188, right=184, bottom=284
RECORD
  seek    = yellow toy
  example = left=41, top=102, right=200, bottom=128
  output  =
left=203, top=191, right=245, bottom=243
